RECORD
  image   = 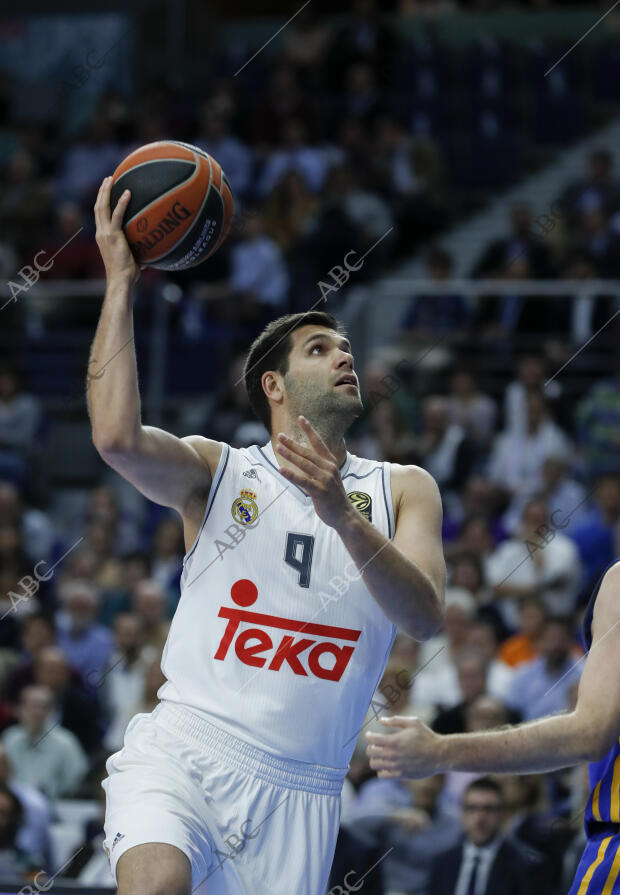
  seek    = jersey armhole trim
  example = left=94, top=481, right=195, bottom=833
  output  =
left=182, top=442, right=230, bottom=568
left=382, top=461, right=395, bottom=540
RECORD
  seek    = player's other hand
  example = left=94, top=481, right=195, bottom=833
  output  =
left=366, top=715, right=441, bottom=779
left=276, top=416, right=351, bottom=529
left=94, top=176, right=140, bottom=285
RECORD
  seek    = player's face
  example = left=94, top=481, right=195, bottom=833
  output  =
left=283, top=326, right=364, bottom=425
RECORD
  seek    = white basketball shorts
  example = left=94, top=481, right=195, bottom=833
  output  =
left=102, top=701, right=345, bottom=894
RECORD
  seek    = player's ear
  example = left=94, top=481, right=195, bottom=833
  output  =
left=263, top=371, right=284, bottom=404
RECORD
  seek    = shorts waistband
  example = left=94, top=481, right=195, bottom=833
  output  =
left=152, top=701, right=346, bottom=796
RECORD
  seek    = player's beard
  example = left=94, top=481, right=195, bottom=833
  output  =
left=283, top=372, right=363, bottom=445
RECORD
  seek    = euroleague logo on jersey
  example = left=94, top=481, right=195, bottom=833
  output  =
left=214, top=579, right=361, bottom=682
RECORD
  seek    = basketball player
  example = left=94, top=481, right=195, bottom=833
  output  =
left=366, top=559, right=620, bottom=894
left=91, top=176, right=446, bottom=895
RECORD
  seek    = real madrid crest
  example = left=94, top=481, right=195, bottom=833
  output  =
left=347, top=490, right=372, bottom=522
left=232, top=488, right=259, bottom=526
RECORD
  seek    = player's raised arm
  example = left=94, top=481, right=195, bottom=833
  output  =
left=366, top=561, right=620, bottom=779
left=88, top=177, right=219, bottom=525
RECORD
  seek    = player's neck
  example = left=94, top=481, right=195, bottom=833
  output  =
left=269, top=425, right=347, bottom=468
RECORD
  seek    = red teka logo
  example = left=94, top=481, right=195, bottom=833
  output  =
left=214, top=579, right=361, bottom=682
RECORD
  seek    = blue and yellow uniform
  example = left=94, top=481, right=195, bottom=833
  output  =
left=568, top=560, right=620, bottom=895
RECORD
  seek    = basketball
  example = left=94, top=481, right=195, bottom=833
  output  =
left=109, top=140, right=234, bottom=271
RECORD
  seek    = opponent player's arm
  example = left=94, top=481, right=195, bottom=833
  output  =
left=275, top=423, right=444, bottom=639
left=88, top=177, right=217, bottom=523
left=366, top=561, right=620, bottom=778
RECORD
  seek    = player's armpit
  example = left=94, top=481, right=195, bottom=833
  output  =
left=96, top=426, right=222, bottom=525
left=573, top=561, right=620, bottom=760
left=391, top=464, right=446, bottom=611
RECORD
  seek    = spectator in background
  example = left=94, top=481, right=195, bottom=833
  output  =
left=498, top=597, right=546, bottom=668
left=81, top=520, right=124, bottom=591
left=505, top=616, right=583, bottom=722
left=412, top=395, right=477, bottom=494
left=559, top=148, right=620, bottom=227
left=127, top=658, right=166, bottom=719
left=349, top=773, right=461, bottom=895
left=1, top=685, right=88, bottom=799
left=400, top=247, right=472, bottom=343
left=263, top=170, right=318, bottom=255
left=0, top=149, right=51, bottom=259
left=251, top=64, right=318, bottom=145
left=256, top=117, right=335, bottom=198
left=504, top=354, right=562, bottom=435
left=54, top=111, right=121, bottom=204
left=0, top=482, right=54, bottom=566
left=150, top=517, right=184, bottom=615
left=3, top=612, right=56, bottom=703
left=447, top=367, right=497, bottom=452
left=101, top=614, right=158, bottom=753
left=570, top=474, right=620, bottom=595
left=0, top=745, right=51, bottom=873
left=443, top=474, right=507, bottom=545
left=572, top=205, right=620, bottom=279
left=417, top=587, right=476, bottom=678
left=131, top=579, right=170, bottom=655
left=99, top=550, right=151, bottom=627
left=0, top=782, right=40, bottom=881
left=56, top=579, right=113, bottom=689
left=465, top=619, right=514, bottom=699
left=487, top=390, right=572, bottom=502
left=33, top=646, right=101, bottom=754
left=502, top=451, right=588, bottom=536
left=471, top=201, right=553, bottom=279
left=576, top=360, right=620, bottom=480
left=85, top=484, right=140, bottom=556
left=282, top=5, right=330, bottom=80
left=486, top=497, right=581, bottom=629
left=429, top=777, right=550, bottom=895
left=194, top=102, right=253, bottom=199
left=0, top=363, right=44, bottom=494
left=37, top=202, right=103, bottom=281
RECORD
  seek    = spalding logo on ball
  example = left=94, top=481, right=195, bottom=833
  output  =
left=109, top=140, right=234, bottom=271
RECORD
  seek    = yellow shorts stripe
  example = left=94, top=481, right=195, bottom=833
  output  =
left=593, top=780, right=603, bottom=822
left=577, top=836, right=613, bottom=895
left=611, top=746, right=620, bottom=823
left=602, top=840, right=620, bottom=895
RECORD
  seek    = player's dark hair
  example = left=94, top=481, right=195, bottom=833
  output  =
left=243, top=311, right=347, bottom=434
left=464, top=776, right=504, bottom=803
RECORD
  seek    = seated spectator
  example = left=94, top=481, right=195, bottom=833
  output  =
left=471, top=201, right=553, bottom=279
left=412, top=395, right=477, bottom=494
left=262, top=170, right=318, bottom=254
left=127, top=658, right=166, bottom=719
left=54, top=111, right=121, bottom=204
left=447, top=367, right=497, bottom=452
left=0, top=149, right=51, bottom=259
left=131, top=580, right=171, bottom=655
left=0, top=482, right=55, bottom=566
left=572, top=205, right=620, bottom=279
left=0, top=363, right=44, bottom=494
left=504, top=354, right=562, bottom=435
left=446, top=513, right=497, bottom=577
left=3, top=612, right=56, bottom=703
left=1, top=685, right=88, bottom=799
left=505, top=616, right=583, bottom=722
left=417, top=586, right=475, bottom=676
left=502, top=452, right=588, bottom=536
left=349, top=773, right=461, bottom=895
left=498, top=597, right=546, bottom=668
left=415, top=647, right=506, bottom=718
left=559, top=148, right=620, bottom=228
left=431, top=648, right=518, bottom=735
left=570, top=474, right=620, bottom=595
left=33, top=646, right=101, bottom=754
left=487, top=390, right=573, bottom=504
left=99, top=550, right=152, bottom=628
left=194, top=102, right=254, bottom=199
left=0, top=782, right=42, bottom=881
left=443, top=474, right=507, bottom=545
left=81, top=520, right=124, bottom=591
left=256, top=117, right=335, bottom=198
left=150, top=517, right=184, bottom=616
left=576, top=363, right=620, bottom=480
left=429, top=777, right=550, bottom=895
left=0, top=744, right=51, bottom=872
left=465, top=619, right=514, bottom=699
left=400, top=248, right=472, bottom=343
left=486, top=497, right=582, bottom=629
left=56, top=579, right=113, bottom=688
left=37, top=202, right=103, bottom=281
left=101, top=614, right=158, bottom=753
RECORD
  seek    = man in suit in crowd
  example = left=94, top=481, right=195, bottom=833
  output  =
left=428, top=777, right=549, bottom=895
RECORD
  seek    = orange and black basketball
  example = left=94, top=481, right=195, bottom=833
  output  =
left=109, top=140, right=234, bottom=271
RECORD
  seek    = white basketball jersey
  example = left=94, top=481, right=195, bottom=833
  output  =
left=158, top=439, right=397, bottom=770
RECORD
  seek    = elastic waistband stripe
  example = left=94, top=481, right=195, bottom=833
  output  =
left=152, top=702, right=346, bottom=795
